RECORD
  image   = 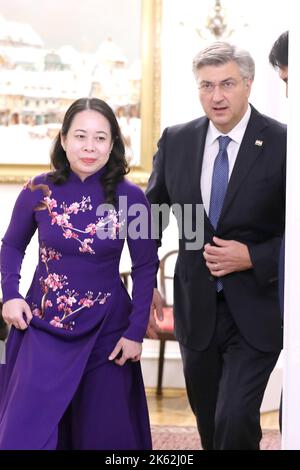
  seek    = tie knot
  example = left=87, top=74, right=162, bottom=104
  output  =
left=218, top=135, right=231, bottom=151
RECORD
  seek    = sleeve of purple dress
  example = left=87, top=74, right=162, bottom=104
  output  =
left=122, top=184, right=159, bottom=343
left=0, top=184, right=38, bottom=303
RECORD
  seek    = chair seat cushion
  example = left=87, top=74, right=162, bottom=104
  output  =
left=157, top=307, right=174, bottom=332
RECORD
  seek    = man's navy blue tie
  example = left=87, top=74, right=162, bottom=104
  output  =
left=209, top=135, right=231, bottom=291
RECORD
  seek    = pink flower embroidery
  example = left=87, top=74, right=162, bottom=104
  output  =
left=45, top=290, right=111, bottom=330
left=57, top=292, right=77, bottom=308
left=44, top=197, right=57, bottom=211
left=44, top=273, right=67, bottom=291
left=77, top=291, right=111, bottom=309
left=85, top=223, right=97, bottom=236
left=53, top=213, right=71, bottom=227
left=32, top=307, right=43, bottom=318
left=78, top=298, right=94, bottom=308
left=37, top=245, right=112, bottom=330
left=63, top=229, right=73, bottom=239
left=50, top=316, right=75, bottom=330
left=79, top=238, right=94, bottom=254
left=67, top=202, right=81, bottom=214
left=40, top=245, right=62, bottom=266
left=42, top=195, right=123, bottom=255
left=50, top=316, right=64, bottom=328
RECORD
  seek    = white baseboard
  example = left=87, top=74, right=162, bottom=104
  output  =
left=261, top=362, right=282, bottom=413
left=141, top=341, right=282, bottom=413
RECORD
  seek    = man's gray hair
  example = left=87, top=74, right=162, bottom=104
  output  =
left=192, top=42, right=255, bottom=80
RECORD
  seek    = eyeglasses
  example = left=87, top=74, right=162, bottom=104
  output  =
left=198, top=79, right=245, bottom=94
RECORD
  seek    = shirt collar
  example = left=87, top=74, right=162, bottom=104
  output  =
left=207, top=104, right=251, bottom=145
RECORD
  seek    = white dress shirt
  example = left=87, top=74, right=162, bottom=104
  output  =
left=200, top=105, right=251, bottom=215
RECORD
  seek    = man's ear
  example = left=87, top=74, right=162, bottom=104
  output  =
left=245, top=78, right=253, bottom=98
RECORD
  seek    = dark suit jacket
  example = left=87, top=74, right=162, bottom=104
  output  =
left=146, top=105, right=286, bottom=352
left=278, top=235, right=285, bottom=318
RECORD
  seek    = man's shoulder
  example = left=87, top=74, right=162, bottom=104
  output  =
left=165, top=116, right=208, bottom=136
left=251, top=105, right=287, bottom=134
left=261, top=114, right=287, bottom=134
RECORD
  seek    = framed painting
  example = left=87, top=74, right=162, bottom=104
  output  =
left=0, top=0, right=161, bottom=187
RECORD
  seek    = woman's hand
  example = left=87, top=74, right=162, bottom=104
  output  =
left=2, top=298, right=33, bottom=330
left=109, top=337, right=142, bottom=366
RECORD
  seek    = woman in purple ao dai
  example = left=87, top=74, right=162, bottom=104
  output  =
left=0, top=98, right=158, bottom=450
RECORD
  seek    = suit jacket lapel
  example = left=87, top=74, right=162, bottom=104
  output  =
left=218, top=107, right=268, bottom=225
left=185, top=117, right=209, bottom=205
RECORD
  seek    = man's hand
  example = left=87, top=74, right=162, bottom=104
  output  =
left=203, top=236, right=253, bottom=277
left=145, top=288, right=164, bottom=339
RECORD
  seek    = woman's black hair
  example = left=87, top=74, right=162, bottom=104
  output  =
left=49, top=97, right=129, bottom=206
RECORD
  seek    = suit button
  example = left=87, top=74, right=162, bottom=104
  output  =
left=209, top=275, right=214, bottom=281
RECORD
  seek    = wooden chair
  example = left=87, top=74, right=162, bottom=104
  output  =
left=120, top=250, right=178, bottom=396
left=0, top=300, right=9, bottom=341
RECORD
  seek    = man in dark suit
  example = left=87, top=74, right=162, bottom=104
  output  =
left=269, top=31, right=289, bottom=317
left=269, top=29, right=289, bottom=433
left=146, top=42, right=286, bottom=450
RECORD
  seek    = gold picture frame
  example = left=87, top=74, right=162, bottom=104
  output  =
left=0, top=0, right=161, bottom=187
